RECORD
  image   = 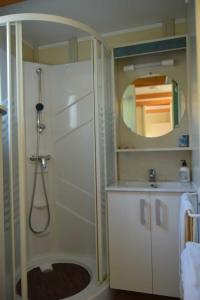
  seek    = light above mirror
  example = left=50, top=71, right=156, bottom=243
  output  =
left=121, top=74, right=185, bottom=138
left=123, top=59, right=174, bottom=72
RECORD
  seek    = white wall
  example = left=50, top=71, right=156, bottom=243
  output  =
left=48, top=61, right=96, bottom=257
left=23, top=60, right=96, bottom=261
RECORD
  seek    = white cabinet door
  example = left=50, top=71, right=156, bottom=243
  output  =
left=108, top=191, right=152, bottom=293
left=151, top=192, right=180, bottom=298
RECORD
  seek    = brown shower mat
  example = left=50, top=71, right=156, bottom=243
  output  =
left=16, top=263, right=91, bottom=300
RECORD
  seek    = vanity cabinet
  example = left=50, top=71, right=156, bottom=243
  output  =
left=107, top=191, right=180, bottom=298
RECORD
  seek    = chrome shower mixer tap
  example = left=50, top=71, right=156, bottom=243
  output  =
left=148, top=168, right=156, bottom=182
left=30, top=155, right=51, bottom=169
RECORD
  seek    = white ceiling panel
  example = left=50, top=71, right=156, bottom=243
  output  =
left=0, top=0, right=187, bottom=46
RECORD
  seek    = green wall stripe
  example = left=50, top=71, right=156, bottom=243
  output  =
left=172, top=80, right=179, bottom=127
left=114, top=37, right=186, bottom=58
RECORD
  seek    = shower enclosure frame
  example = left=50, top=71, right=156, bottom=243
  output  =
left=0, top=13, right=114, bottom=300
left=0, top=105, right=7, bottom=300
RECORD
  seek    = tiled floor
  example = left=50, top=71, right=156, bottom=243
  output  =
left=112, top=290, right=180, bottom=300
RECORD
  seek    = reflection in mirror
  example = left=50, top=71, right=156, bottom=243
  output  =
left=121, top=74, right=185, bottom=138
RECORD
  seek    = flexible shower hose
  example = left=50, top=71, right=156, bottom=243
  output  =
left=29, top=131, right=50, bottom=234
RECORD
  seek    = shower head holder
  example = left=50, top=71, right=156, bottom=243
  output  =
left=36, top=68, right=42, bottom=74
left=37, top=122, right=46, bottom=133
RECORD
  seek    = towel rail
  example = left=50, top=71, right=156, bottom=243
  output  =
left=183, top=193, right=199, bottom=244
left=189, top=192, right=198, bottom=196
left=185, top=209, right=200, bottom=243
left=187, top=210, right=200, bottom=218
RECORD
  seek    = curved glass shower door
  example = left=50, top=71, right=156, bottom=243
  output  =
left=93, top=39, right=115, bottom=283
left=0, top=105, right=7, bottom=299
left=0, top=21, right=27, bottom=300
left=0, top=14, right=114, bottom=300
left=0, top=26, right=15, bottom=300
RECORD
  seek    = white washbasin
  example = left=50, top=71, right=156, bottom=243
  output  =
left=106, top=181, right=196, bottom=192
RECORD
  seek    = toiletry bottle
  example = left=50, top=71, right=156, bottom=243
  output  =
left=179, top=160, right=190, bottom=183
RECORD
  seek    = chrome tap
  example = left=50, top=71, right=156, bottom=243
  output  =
left=148, top=168, right=156, bottom=182
left=30, top=155, right=51, bottom=169
left=41, top=157, right=47, bottom=169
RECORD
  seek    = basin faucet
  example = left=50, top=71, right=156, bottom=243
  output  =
left=148, top=168, right=156, bottom=182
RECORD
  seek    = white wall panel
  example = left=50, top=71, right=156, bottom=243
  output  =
left=24, top=59, right=96, bottom=262
left=49, top=61, right=95, bottom=256
left=54, top=93, right=93, bottom=141
left=55, top=205, right=95, bottom=256
left=48, top=61, right=93, bottom=113
left=55, top=121, right=94, bottom=193
left=55, top=176, right=95, bottom=223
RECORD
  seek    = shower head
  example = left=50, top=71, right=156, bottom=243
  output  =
left=36, top=103, right=44, bottom=112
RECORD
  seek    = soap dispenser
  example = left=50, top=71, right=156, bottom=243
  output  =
left=179, top=160, right=190, bottom=183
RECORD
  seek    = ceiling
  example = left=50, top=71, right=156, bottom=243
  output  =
left=0, top=0, right=187, bottom=46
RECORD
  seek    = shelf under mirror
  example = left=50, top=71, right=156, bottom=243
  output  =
left=116, top=147, right=192, bottom=153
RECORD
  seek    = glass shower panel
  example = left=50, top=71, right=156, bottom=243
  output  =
left=101, top=44, right=116, bottom=278
left=0, top=25, right=15, bottom=300
left=14, top=21, right=28, bottom=300
left=10, top=23, right=22, bottom=300
left=93, top=39, right=112, bottom=282
left=93, top=39, right=105, bottom=282
left=102, top=45, right=116, bottom=185
left=0, top=22, right=26, bottom=300
left=0, top=27, right=7, bottom=297
left=93, top=40, right=115, bottom=283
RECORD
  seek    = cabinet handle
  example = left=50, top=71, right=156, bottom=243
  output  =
left=155, top=199, right=162, bottom=226
left=140, top=199, right=146, bottom=225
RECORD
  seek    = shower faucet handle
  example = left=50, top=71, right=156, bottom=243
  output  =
left=30, top=154, right=51, bottom=162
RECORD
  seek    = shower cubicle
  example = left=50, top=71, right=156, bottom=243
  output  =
left=0, top=14, right=115, bottom=300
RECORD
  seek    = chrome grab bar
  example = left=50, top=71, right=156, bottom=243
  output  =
left=187, top=210, right=200, bottom=218
left=184, top=193, right=199, bottom=243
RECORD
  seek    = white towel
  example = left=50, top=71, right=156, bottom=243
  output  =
left=181, top=242, right=200, bottom=299
left=179, top=193, right=194, bottom=253
left=183, top=242, right=200, bottom=287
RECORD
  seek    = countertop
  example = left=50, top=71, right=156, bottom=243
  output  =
left=106, top=181, right=196, bottom=193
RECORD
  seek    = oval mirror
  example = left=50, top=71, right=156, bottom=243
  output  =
left=121, top=74, right=185, bottom=138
